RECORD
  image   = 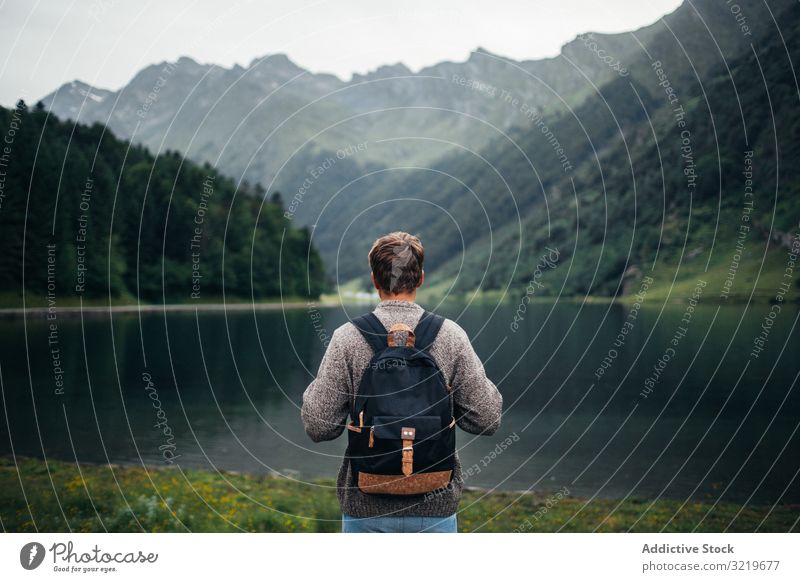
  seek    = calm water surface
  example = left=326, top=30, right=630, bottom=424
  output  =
left=1, top=300, right=799, bottom=504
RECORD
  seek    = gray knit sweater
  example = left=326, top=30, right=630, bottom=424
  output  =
left=301, top=300, right=503, bottom=518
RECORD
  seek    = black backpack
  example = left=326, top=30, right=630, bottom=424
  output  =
left=346, top=310, right=456, bottom=495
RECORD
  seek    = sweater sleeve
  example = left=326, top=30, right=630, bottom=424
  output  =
left=301, top=326, right=353, bottom=442
left=448, top=325, right=503, bottom=435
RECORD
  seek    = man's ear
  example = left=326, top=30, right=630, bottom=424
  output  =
left=417, top=270, right=425, bottom=288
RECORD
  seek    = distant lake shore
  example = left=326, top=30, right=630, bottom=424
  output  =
left=0, top=289, right=789, bottom=318
left=0, top=299, right=345, bottom=318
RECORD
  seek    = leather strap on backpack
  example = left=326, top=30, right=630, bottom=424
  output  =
left=400, top=426, right=416, bottom=476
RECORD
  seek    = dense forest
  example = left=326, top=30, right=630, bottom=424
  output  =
left=0, top=103, right=327, bottom=305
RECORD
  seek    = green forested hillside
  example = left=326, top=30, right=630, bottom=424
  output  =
left=428, top=0, right=800, bottom=299
left=313, top=0, right=800, bottom=300
left=0, top=103, right=326, bottom=305
left=39, top=1, right=795, bottom=298
left=278, top=0, right=799, bottom=299
left=29, top=0, right=800, bottom=302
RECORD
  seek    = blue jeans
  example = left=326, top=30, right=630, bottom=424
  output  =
left=342, top=513, right=457, bottom=533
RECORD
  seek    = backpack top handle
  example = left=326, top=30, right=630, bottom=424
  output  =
left=387, top=323, right=415, bottom=347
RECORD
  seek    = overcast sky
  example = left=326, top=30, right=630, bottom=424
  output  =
left=0, top=0, right=682, bottom=107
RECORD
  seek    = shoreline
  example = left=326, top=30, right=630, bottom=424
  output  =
left=1, top=456, right=797, bottom=532
left=0, top=300, right=347, bottom=318
left=0, top=293, right=787, bottom=318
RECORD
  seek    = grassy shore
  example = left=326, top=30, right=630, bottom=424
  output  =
left=0, top=292, right=346, bottom=313
left=1, top=457, right=796, bottom=533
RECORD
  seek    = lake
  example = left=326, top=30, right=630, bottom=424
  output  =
left=1, top=299, right=799, bottom=505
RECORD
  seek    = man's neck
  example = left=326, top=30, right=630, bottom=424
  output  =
left=377, top=293, right=417, bottom=303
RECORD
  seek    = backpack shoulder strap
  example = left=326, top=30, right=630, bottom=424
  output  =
left=350, top=312, right=387, bottom=353
left=414, top=310, right=445, bottom=351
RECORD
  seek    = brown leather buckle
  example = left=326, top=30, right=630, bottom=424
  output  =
left=401, top=426, right=416, bottom=476
left=401, top=427, right=416, bottom=439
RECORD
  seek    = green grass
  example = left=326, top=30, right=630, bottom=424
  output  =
left=1, top=457, right=796, bottom=533
left=624, top=245, right=795, bottom=304
left=419, top=242, right=798, bottom=306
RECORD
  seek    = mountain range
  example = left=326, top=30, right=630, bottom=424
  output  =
left=39, top=0, right=800, bottom=299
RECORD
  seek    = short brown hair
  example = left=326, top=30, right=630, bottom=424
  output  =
left=368, top=232, right=424, bottom=294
